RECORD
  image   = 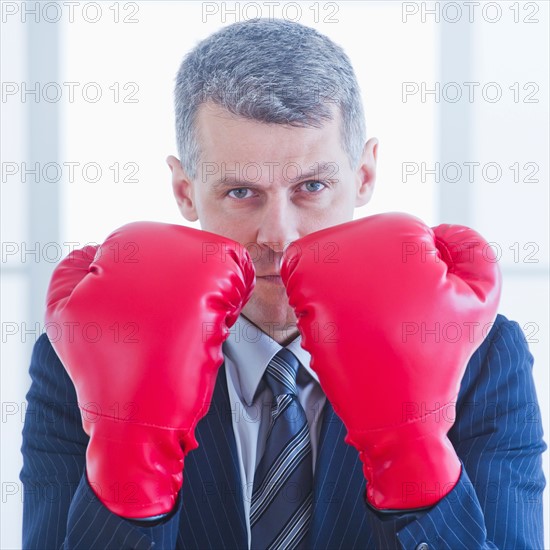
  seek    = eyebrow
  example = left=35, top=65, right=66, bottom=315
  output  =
left=208, top=161, right=339, bottom=190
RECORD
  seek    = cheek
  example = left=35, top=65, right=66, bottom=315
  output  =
left=195, top=195, right=244, bottom=238
left=329, top=188, right=356, bottom=220
left=203, top=216, right=258, bottom=251
left=303, top=196, right=354, bottom=232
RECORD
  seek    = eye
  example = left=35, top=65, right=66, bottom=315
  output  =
left=301, top=181, right=326, bottom=193
left=228, top=188, right=252, bottom=199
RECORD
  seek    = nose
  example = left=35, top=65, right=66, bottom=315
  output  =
left=256, top=194, right=300, bottom=255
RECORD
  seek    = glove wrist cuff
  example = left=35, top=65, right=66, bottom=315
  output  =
left=347, top=412, right=461, bottom=510
left=83, top=415, right=188, bottom=518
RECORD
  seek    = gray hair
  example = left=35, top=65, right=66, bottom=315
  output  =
left=174, top=18, right=366, bottom=180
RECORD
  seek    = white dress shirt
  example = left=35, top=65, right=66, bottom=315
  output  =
left=223, top=315, right=326, bottom=548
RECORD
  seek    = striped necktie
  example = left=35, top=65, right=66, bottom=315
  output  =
left=250, top=348, right=313, bottom=550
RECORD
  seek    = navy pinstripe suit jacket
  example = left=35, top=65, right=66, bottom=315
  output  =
left=21, top=314, right=546, bottom=549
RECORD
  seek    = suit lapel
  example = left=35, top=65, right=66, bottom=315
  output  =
left=178, top=364, right=247, bottom=549
left=307, top=400, right=373, bottom=549
left=178, top=370, right=373, bottom=549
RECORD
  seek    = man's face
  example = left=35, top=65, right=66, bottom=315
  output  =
left=168, top=102, right=377, bottom=342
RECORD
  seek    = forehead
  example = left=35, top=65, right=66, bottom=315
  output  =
left=195, top=102, right=345, bottom=169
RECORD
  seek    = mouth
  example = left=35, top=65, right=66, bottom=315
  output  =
left=257, top=274, right=284, bottom=285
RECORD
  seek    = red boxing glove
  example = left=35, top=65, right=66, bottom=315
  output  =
left=281, top=213, right=501, bottom=511
left=46, top=222, right=255, bottom=518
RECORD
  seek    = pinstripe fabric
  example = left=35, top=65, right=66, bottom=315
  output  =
left=176, top=365, right=247, bottom=549
left=308, top=400, right=373, bottom=549
left=21, top=329, right=87, bottom=549
left=365, top=318, right=547, bottom=550
left=20, top=329, right=183, bottom=550
left=20, top=314, right=546, bottom=549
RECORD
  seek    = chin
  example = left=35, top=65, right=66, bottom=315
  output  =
left=242, top=291, right=296, bottom=333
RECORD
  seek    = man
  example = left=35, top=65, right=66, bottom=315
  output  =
left=21, top=18, right=546, bottom=549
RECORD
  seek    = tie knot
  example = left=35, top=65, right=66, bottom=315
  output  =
left=264, top=348, right=300, bottom=397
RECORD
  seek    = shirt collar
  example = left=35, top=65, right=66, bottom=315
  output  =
left=223, top=315, right=319, bottom=406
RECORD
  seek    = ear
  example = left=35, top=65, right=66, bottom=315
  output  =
left=355, top=137, right=378, bottom=208
left=167, top=155, right=199, bottom=222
